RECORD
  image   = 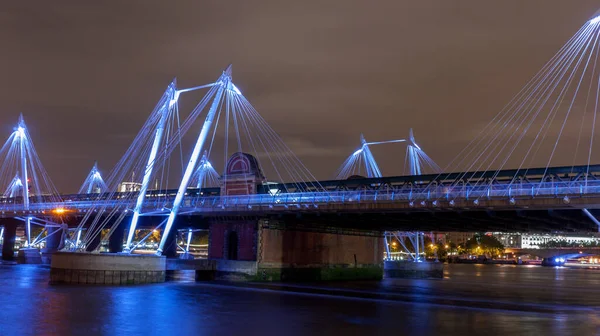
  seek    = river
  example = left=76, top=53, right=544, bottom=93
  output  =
left=0, top=263, right=598, bottom=335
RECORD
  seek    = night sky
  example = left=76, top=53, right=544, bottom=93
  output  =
left=0, top=1, right=599, bottom=193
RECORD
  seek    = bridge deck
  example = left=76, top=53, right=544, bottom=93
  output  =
left=1, top=165, right=600, bottom=223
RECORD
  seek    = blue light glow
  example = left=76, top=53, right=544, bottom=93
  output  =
left=169, top=90, right=181, bottom=107
left=591, top=16, right=600, bottom=24
left=231, top=83, right=242, bottom=95
left=16, top=126, right=25, bottom=138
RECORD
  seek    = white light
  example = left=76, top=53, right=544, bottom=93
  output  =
left=169, top=90, right=181, bottom=108
left=231, top=83, right=242, bottom=95
left=591, top=16, right=600, bottom=24
left=352, top=148, right=363, bottom=156
left=16, top=126, right=25, bottom=138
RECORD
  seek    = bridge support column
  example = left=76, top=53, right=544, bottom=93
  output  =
left=108, top=221, right=126, bottom=253
left=41, top=224, right=66, bottom=264
left=208, top=218, right=384, bottom=281
left=1, top=219, right=18, bottom=264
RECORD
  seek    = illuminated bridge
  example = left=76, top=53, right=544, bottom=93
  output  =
left=3, top=11, right=600, bottom=270
left=2, top=163, right=600, bottom=230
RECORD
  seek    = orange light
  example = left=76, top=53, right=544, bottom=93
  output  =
left=53, top=208, right=67, bottom=214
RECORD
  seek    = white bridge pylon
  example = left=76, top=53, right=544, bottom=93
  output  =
left=78, top=161, right=107, bottom=194
left=335, top=129, right=441, bottom=179
left=75, top=64, right=321, bottom=255
left=0, top=115, right=63, bottom=247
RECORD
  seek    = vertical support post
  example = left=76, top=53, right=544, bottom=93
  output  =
left=0, top=226, right=4, bottom=245
left=419, top=233, right=425, bottom=261
left=185, top=228, right=192, bottom=253
left=384, top=232, right=391, bottom=260
left=17, top=116, right=31, bottom=246
left=157, top=78, right=227, bottom=255
left=124, top=85, right=176, bottom=252
left=75, top=228, right=82, bottom=249
left=25, top=218, right=31, bottom=247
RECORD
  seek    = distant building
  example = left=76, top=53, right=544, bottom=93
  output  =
left=490, top=233, right=522, bottom=248
left=431, top=232, right=600, bottom=249
left=489, top=232, right=600, bottom=249
left=118, top=182, right=141, bottom=193
left=430, top=232, right=475, bottom=245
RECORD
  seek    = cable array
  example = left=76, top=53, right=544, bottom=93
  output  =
left=429, top=15, right=600, bottom=201
left=70, top=66, right=323, bottom=254
left=0, top=115, right=61, bottom=245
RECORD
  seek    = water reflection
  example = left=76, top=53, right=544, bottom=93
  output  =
left=1, top=264, right=600, bottom=335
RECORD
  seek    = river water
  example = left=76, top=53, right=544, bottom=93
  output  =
left=0, top=264, right=599, bottom=335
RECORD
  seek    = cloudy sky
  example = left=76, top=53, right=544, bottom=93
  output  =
left=0, top=1, right=599, bottom=192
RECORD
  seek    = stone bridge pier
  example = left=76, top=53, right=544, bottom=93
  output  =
left=208, top=218, right=384, bottom=281
left=1, top=218, right=19, bottom=264
left=207, top=152, right=384, bottom=281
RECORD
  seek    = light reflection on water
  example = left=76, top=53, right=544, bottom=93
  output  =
left=0, top=264, right=599, bottom=335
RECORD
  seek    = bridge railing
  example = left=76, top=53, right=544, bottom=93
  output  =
left=3, top=180, right=600, bottom=213
left=181, top=180, right=600, bottom=211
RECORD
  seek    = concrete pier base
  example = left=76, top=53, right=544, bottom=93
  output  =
left=215, top=260, right=258, bottom=281
left=50, top=252, right=166, bottom=285
left=40, top=248, right=57, bottom=264
left=384, top=260, right=444, bottom=279
left=208, top=219, right=384, bottom=282
left=166, top=258, right=217, bottom=281
left=256, top=264, right=384, bottom=282
left=17, top=248, right=42, bottom=264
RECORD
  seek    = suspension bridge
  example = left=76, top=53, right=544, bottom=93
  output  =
left=2, top=12, right=600, bottom=281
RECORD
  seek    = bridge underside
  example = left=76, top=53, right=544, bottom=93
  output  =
left=5, top=208, right=599, bottom=234
left=252, top=209, right=600, bottom=233
left=139, top=208, right=600, bottom=233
